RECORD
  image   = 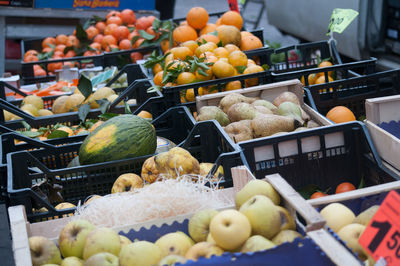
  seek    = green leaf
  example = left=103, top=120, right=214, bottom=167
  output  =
left=20, top=131, right=42, bottom=138
left=358, top=177, right=365, bottom=189
left=138, top=30, right=156, bottom=41
left=217, top=40, right=224, bottom=47
left=261, top=64, right=269, bottom=70
left=297, top=184, right=321, bottom=199
left=124, top=102, right=132, bottom=114
left=130, top=36, right=140, bottom=46
left=95, top=99, right=110, bottom=114
left=93, top=15, right=103, bottom=22
left=75, top=24, right=88, bottom=43
left=235, top=66, right=247, bottom=74
left=83, top=19, right=92, bottom=30
left=63, top=46, right=75, bottom=55
left=47, top=130, right=69, bottom=139
left=78, top=103, right=91, bottom=122
left=98, top=113, right=119, bottom=120
left=21, top=120, right=31, bottom=130
left=128, top=26, right=136, bottom=33
left=152, top=18, right=161, bottom=31
left=147, top=85, right=161, bottom=93
left=77, top=75, right=93, bottom=100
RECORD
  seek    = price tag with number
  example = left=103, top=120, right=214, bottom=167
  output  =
left=327, top=8, right=359, bottom=35
left=359, top=190, right=400, bottom=265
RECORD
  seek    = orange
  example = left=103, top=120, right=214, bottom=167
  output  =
left=34, top=66, right=47, bottom=77
left=185, top=89, right=195, bottom=102
left=66, top=35, right=80, bottom=48
left=105, top=44, right=119, bottom=52
left=107, top=16, right=122, bottom=25
left=106, top=10, right=121, bottom=19
left=200, top=23, right=217, bottom=35
left=198, top=51, right=215, bottom=59
left=198, top=34, right=220, bottom=44
left=137, top=110, right=152, bottom=119
left=53, top=50, right=64, bottom=58
left=186, top=7, right=209, bottom=30
left=240, top=35, right=263, bottom=51
left=130, top=52, right=143, bottom=63
left=195, top=43, right=216, bottom=57
left=336, top=182, right=356, bottom=194
left=220, top=11, right=243, bottom=30
left=47, top=57, right=63, bottom=72
left=326, top=106, right=356, bottom=123
left=170, top=46, right=193, bottom=60
left=243, top=64, right=264, bottom=87
left=224, top=44, right=240, bottom=53
left=153, top=71, right=164, bottom=86
left=172, top=25, right=198, bottom=45
left=205, top=55, right=218, bottom=64
left=228, top=50, right=247, bottom=67
left=101, top=35, right=117, bottom=50
left=128, top=31, right=140, bottom=41
left=95, top=21, right=107, bottom=33
left=247, top=59, right=256, bottom=65
left=113, top=25, right=130, bottom=41
left=180, top=20, right=188, bottom=26
left=314, top=75, right=334, bottom=85
left=104, top=23, right=118, bottom=36
left=136, top=16, right=152, bottom=30
left=307, top=74, right=318, bottom=85
left=240, top=31, right=253, bottom=39
left=24, top=50, right=38, bottom=58
left=133, top=38, right=144, bottom=48
left=83, top=50, right=97, bottom=57
left=90, top=42, right=102, bottom=51
left=86, top=26, right=99, bottom=40
left=215, top=17, right=222, bottom=26
left=119, top=39, right=132, bottom=50
left=146, top=26, right=159, bottom=40
left=212, top=60, right=235, bottom=78
left=24, top=55, right=39, bottom=62
left=42, top=47, right=52, bottom=53
left=198, top=87, right=209, bottom=95
left=55, top=34, right=68, bottom=45
left=93, top=34, right=104, bottom=44
left=177, top=72, right=196, bottom=85
left=224, top=80, right=241, bottom=91
left=318, top=60, right=334, bottom=77
left=160, top=39, right=170, bottom=53
left=64, top=50, right=76, bottom=58
left=152, top=63, right=162, bottom=74
left=55, top=44, right=66, bottom=53
left=195, top=68, right=213, bottom=81
left=213, top=47, right=229, bottom=58
left=42, top=37, right=56, bottom=49
left=120, top=9, right=136, bottom=25
left=310, top=192, right=328, bottom=199
left=181, top=40, right=198, bottom=53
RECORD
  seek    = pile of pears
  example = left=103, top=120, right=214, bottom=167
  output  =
left=196, top=92, right=320, bottom=143
left=28, top=179, right=301, bottom=266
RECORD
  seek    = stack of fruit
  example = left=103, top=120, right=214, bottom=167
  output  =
left=300, top=60, right=335, bottom=87
left=196, top=91, right=320, bottom=143
left=28, top=178, right=302, bottom=266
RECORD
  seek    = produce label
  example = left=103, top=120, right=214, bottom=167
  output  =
left=327, top=8, right=359, bottom=35
left=359, top=190, right=400, bottom=265
left=228, top=0, right=239, bottom=12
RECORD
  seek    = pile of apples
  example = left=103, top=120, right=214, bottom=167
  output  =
left=28, top=179, right=301, bottom=265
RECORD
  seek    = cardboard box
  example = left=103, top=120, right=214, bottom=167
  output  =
left=365, top=95, right=400, bottom=171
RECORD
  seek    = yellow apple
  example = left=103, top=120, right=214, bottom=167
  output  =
left=155, top=232, right=194, bottom=257
left=157, top=255, right=187, bottom=266
left=84, top=252, right=118, bottom=266
left=353, top=205, right=379, bottom=226
left=29, top=236, right=62, bottom=266
left=209, top=209, right=251, bottom=251
left=119, top=235, right=132, bottom=251
left=59, top=219, right=95, bottom=259
left=337, top=223, right=367, bottom=260
left=206, top=233, right=216, bottom=244
left=111, top=173, right=143, bottom=193
left=235, top=179, right=280, bottom=208
left=119, top=241, right=162, bottom=266
left=82, top=228, right=121, bottom=260
left=60, top=256, right=83, bottom=266
left=185, top=241, right=224, bottom=261
left=276, top=206, right=296, bottom=231
left=188, top=209, right=219, bottom=242
left=272, top=230, right=302, bottom=245
left=240, top=235, right=276, bottom=253
left=320, top=203, right=355, bottom=233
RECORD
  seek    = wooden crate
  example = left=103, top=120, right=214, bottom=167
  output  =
left=9, top=166, right=333, bottom=266
left=195, top=79, right=333, bottom=134
left=365, top=95, right=400, bottom=171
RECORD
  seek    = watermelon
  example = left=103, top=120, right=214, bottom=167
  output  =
left=79, top=114, right=157, bottom=165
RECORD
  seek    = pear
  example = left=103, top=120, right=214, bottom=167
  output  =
left=276, top=206, right=296, bottom=230
left=188, top=209, right=219, bottom=243
left=272, top=230, right=302, bottom=245
left=251, top=114, right=301, bottom=138
left=277, top=101, right=304, bottom=124
left=240, top=235, right=276, bottom=253
left=227, top=102, right=257, bottom=122
left=253, top=105, right=273, bottom=115
left=219, top=93, right=255, bottom=113
left=196, top=106, right=230, bottom=126
left=353, top=205, right=379, bottom=226
left=224, top=120, right=253, bottom=143
left=251, top=99, right=278, bottom=113
left=273, top=91, right=300, bottom=106
left=236, top=179, right=280, bottom=208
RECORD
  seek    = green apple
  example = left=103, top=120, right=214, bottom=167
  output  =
left=155, top=232, right=194, bottom=257
left=240, top=235, right=276, bottom=253
left=337, top=223, right=367, bottom=260
left=158, top=254, right=187, bottom=266
left=239, top=195, right=281, bottom=239
left=118, top=235, right=132, bottom=251
left=59, top=219, right=95, bottom=259
left=276, top=206, right=296, bottom=231
left=82, top=228, right=121, bottom=260
left=272, top=230, right=302, bottom=245
left=235, top=179, right=280, bottom=208
left=188, top=209, right=219, bottom=243
left=60, top=256, right=83, bottom=266
left=209, top=209, right=251, bottom=251
left=320, top=203, right=355, bottom=233
left=185, top=241, right=224, bottom=261
left=119, top=241, right=162, bottom=266
left=29, top=236, right=62, bottom=266
left=84, top=252, right=119, bottom=266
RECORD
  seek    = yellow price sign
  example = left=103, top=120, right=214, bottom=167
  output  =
left=327, top=8, right=359, bottom=35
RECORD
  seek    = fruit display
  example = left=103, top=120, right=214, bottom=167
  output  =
left=300, top=60, right=335, bottom=88
left=196, top=91, right=321, bottom=143
left=309, top=182, right=357, bottom=199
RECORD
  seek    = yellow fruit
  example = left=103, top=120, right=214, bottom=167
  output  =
left=213, top=47, right=229, bottom=58
left=21, top=104, right=39, bottom=116
left=22, top=95, right=44, bottom=110
left=243, top=64, right=264, bottom=87
left=52, top=95, right=70, bottom=114
left=38, top=109, right=54, bottom=116
left=154, top=147, right=200, bottom=178
left=65, top=94, right=85, bottom=112
left=212, top=60, right=235, bottom=78
left=228, top=50, right=248, bottom=67
left=216, top=25, right=241, bottom=46
left=224, top=80, right=241, bottom=91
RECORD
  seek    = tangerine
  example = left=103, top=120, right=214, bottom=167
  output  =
left=240, top=35, right=263, bottom=51
left=106, top=11, right=121, bottom=19
left=119, top=39, right=132, bottom=50
left=47, top=57, right=63, bottom=72
left=130, top=52, right=143, bottom=62
left=220, top=11, right=243, bottom=30
left=42, top=37, right=56, bottom=49
left=86, top=26, right=99, bottom=40
left=170, top=46, right=193, bottom=60
left=243, top=64, right=264, bottom=87
left=107, top=16, right=122, bottom=25
left=95, top=21, right=107, bottom=33
left=66, top=35, right=80, bottom=48
left=224, top=80, right=242, bottom=91
left=55, top=34, right=68, bottom=45
left=186, top=7, right=209, bottom=30
left=104, top=23, right=118, bottom=36
left=172, top=25, right=198, bottom=45
left=326, top=106, right=356, bottom=123
left=113, top=25, right=130, bottom=41
left=177, top=72, right=196, bottom=85
left=198, top=34, right=220, bottom=44
left=200, top=23, right=217, bottom=35
left=228, top=50, right=247, bottom=67
left=93, top=34, right=104, bottom=44
left=310, top=192, right=328, bottom=199
left=336, top=182, right=356, bottom=194
left=153, top=71, right=164, bottom=86
left=160, top=39, right=170, bottom=53
left=181, top=40, right=198, bottom=53
left=136, top=16, right=152, bottom=30
left=90, top=42, right=102, bottom=51
left=64, top=50, right=76, bottom=58
left=101, top=35, right=117, bottom=50
left=120, top=9, right=136, bottom=25
left=55, top=44, right=66, bottom=53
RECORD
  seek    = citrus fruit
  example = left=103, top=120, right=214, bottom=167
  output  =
left=326, top=106, right=356, bottom=123
left=336, top=182, right=356, bottom=194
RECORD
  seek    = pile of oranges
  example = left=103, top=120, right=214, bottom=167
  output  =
left=300, top=60, right=334, bottom=86
left=310, top=182, right=357, bottom=199
left=23, top=9, right=158, bottom=77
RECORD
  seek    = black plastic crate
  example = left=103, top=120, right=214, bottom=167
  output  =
left=21, top=39, right=158, bottom=85
left=239, top=121, right=400, bottom=195
left=7, top=117, right=242, bottom=222
left=305, top=69, right=400, bottom=119
left=2, top=63, right=149, bottom=111
left=0, top=203, right=14, bottom=266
